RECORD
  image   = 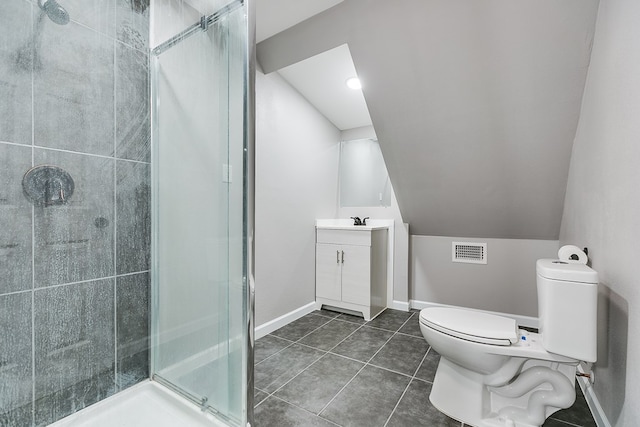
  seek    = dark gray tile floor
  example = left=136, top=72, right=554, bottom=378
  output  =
left=254, top=309, right=597, bottom=427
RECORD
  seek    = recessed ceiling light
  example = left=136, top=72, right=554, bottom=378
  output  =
left=346, top=77, right=362, bottom=90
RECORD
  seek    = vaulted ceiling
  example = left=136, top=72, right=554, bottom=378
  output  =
left=257, top=0, right=599, bottom=239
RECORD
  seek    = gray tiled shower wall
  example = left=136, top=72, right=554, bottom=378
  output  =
left=0, top=1, right=150, bottom=426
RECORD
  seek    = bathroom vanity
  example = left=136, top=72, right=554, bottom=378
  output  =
left=315, top=223, right=388, bottom=320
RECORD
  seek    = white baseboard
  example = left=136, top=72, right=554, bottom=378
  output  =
left=409, top=299, right=539, bottom=329
left=255, top=302, right=317, bottom=340
left=390, top=300, right=410, bottom=311
left=577, top=365, right=611, bottom=427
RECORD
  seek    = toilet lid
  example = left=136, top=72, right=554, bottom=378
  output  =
left=419, top=307, right=518, bottom=346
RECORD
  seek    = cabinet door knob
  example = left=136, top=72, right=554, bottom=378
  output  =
left=337, top=250, right=340, bottom=264
left=341, top=250, right=345, bottom=264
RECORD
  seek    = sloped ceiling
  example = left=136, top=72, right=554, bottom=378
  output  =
left=256, top=0, right=343, bottom=42
left=278, top=44, right=372, bottom=130
left=257, top=0, right=599, bottom=239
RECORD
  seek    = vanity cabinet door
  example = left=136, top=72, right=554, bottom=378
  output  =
left=340, top=245, right=371, bottom=306
left=315, top=243, right=342, bottom=301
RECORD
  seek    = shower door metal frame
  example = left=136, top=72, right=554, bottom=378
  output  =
left=149, top=0, right=255, bottom=425
left=244, top=0, right=256, bottom=423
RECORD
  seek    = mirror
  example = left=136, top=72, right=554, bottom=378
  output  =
left=339, top=138, right=391, bottom=207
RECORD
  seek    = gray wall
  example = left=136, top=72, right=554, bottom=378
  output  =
left=410, top=236, right=558, bottom=318
left=257, top=0, right=599, bottom=240
left=255, top=68, right=340, bottom=326
left=559, top=0, right=640, bottom=424
left=0, top=1, right=150, bottom=425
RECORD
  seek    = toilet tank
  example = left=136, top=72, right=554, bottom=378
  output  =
left=536, top=259, right=598, bottom=363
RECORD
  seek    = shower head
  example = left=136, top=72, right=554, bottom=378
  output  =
left=38, top=0, right=70, bottom=25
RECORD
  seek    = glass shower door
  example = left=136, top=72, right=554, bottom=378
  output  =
left=150, top=1, right=250, bottom=425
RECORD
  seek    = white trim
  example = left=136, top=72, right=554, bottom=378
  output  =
left=385, top=220, right=395, bottom=308
left=577, top=365, right=611, bottom=427
left=390, top=300, right=410, bottom=311
left=254, top=301, right=316, bottom=339
left=409, top=299, right=539, bottom=329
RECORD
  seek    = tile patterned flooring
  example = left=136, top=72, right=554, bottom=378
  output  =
left=254, top=309, right=597, bottom=427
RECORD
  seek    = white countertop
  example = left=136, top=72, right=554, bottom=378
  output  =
left=316, top=219, right=391, bottom=231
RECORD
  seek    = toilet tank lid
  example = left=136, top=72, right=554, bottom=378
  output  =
left=419, top=307, right=518, bottom=345
left=537, top=259, right=598, bottom=284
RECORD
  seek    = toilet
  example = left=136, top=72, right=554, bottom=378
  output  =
left=419, top=259, right=598, bottom=427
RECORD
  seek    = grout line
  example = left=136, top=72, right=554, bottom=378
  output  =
left=30, top=0, right=35, bottom=151
left=284, top=315, right=335, bottom=342
left=316, top=361, right=367, bottom=416
left=324, top=324, right=366, bottom=353
left=263, top=349, right=327, bottom=397
left=359, top=324, right=392, bottom=332
left=395, top=331, right=424, bottom=339
left=0, top=140, right=33, bottom=148
left=365, top=362, right=416, bottom=381
left=546, top=418, right=586, bottom=427
left=325, top=350, right=368, bottom=365
left=260, top=317, right=366, bottom=364
left=0, top=289, right=34, bottom=298
left=383, top=377, right=413, bottom=427
left=113, top=277, right=118, bottom=390
left=30, top=288, right=35, bottom=427
left=114, top=37, right=118, bottom=160
left=318, top=312, right=418, bottom=421
left=331, top=316, right=365, bottom=326
left=379, top=345, right=434, bottom=426
left=394, top=312, right=415, bottom=333
left=255, top=310, right=595, bottom=427
left=293, top=341, right=336, bottom=353
left=254, top=341, right=295, bottom=367
left=360, top=323, right=407, bottom=334
left=316, top=414, right=342, bottom=427
left=413, top=346, right=431, bottom=378
left=409, top=375, right=434, bottom=385
left=28, top=144, right=151, bottom=164
left=30, top=271, right=151, bottom=292
left=317, top=322, right=399, bottom=417
left=268, top=395, right=341, bottom=427
left=113, top=43, right=118, bottom=387
left=116, top=270, right=151, bottom=278
left=256, top=310, right=416, bottom=418
left=364, top=328, right=401, bottom=364
left=266, top=335, right=296, bottom=343
left=30, top=33, right=36, bottom=422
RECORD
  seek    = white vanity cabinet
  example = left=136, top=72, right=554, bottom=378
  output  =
left=315, top=226, right=388, bottom=320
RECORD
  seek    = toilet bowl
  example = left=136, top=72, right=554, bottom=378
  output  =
left=419, top=259, right=598, bottom=427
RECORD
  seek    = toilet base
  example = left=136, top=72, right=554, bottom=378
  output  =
left=430, top=358, right=577, bottom=427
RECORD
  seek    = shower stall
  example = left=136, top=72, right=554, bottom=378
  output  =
left=0, top=0, right=254, bottom=426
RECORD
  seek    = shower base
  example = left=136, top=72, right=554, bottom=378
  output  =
left=48, top=380, right=226, bottom=427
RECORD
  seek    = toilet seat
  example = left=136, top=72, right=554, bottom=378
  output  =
left=420, top=307, right=519, bottom=346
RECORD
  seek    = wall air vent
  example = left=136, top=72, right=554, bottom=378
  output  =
left=452, top=242, right=487, bottom=264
